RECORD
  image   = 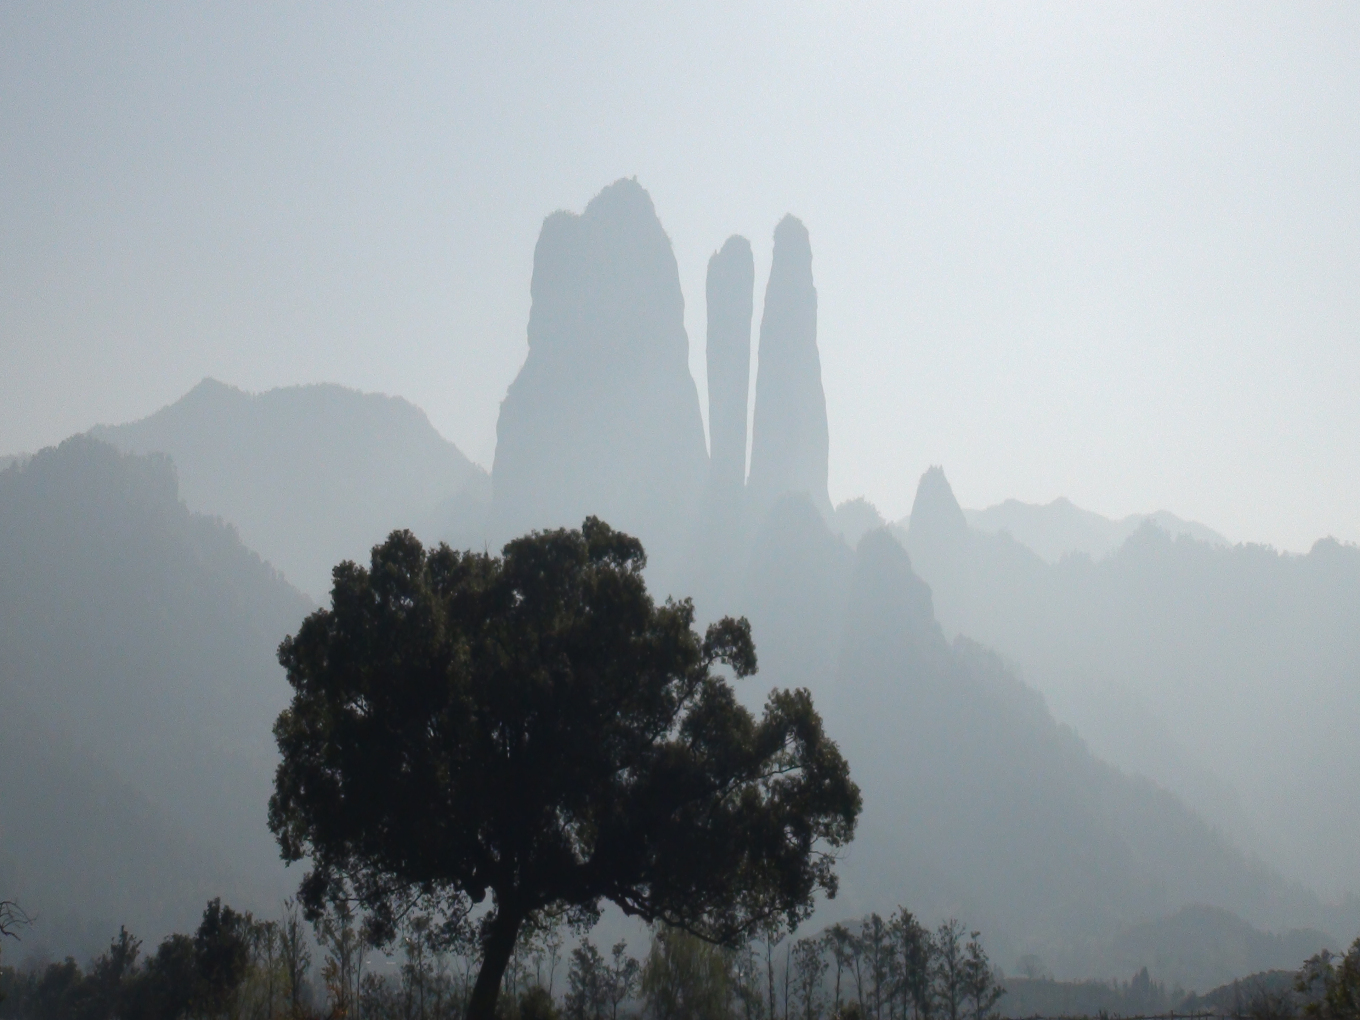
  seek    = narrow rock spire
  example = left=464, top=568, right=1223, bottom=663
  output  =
left=747, top=215, right=831, bottom=521
left=705, top=235, right=754, bottom=494
left=907, top=466, right=969, bottom=548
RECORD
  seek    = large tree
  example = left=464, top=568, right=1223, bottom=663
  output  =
left=269, top=517, right=860, bottom=1020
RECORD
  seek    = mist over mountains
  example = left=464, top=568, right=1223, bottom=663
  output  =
left=959, top=497, right=1228, bottom=563
left=0, top=437, right=311, bottom=956
left=93, top=378, right=488, bottom=601
left=3, top=178, right=1357, bottom=990
left=902, top=467, right=1360, bottom=896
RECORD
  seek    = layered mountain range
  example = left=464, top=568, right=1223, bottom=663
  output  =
left=4, top=178, right=1357, bottom=987
left=93, top=378, right=488, bottom=601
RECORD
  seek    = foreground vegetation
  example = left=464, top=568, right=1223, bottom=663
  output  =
left=0, top=898, right=1007, bottom=1020
left=3, top=895, right=1358, bottom=1020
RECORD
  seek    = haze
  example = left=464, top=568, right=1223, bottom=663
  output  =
left=3, top=4, right=1358, bottom=552
left=5, top=6, right=1360, bottom=1003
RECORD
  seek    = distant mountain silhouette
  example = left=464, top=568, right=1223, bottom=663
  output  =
left=8, top=176, right=1349, bottom=987
left=833, top=497, right=888, bottom=550
left=963, top=496, right=1227, bottom=563
left=1107, top=905, right=1332, bottom=992
left=0, top=437, right=311, bottom=954
left=723, top=513, right=1350, bottom=980
left=901, top=466, right=1360, bottom=896
left=93, top=378, right=487, bottom=600
left=747, top=216, right=832, bottom=522
left=491, top=178, right=708, bottom=565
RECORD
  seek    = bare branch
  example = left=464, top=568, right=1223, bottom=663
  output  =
left=0, top=900, right=34, bottom=941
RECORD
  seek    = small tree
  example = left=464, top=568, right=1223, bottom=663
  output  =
left=642, top=927, right=733, bottom=1020
left=247, top=918, right=283, bottom=1020
left=270, top=520, right=861, bottom=1020
left=792, top=937, right=828, bottom=1020
left=932, top=922, right=966, bottom=1020
left=566, top=939, right=610, bottom=1020
left=1297, top=938, right=1360, bottom=1020
left=732, top=938, right=767, bottom=1020
left=540, top=924, right=566, bottom=1000
left=889, top=910, right=934, bottom=1020
left=608, top=941, right=641, bottom=1020
left=762, top=924, right=787, bottom=1020
left=961, top=933, right=1003, bottom=1020
left=195, top=898, right=253, bottom=1020
left=316, top=898, right=365, bottom=1017
left=87, top=926, right=142, bottom=1018
left=861, top=915, right=889, bottom=1020
left=824, top=924, right=855, bottom=1015
left=279, top=897, right=313, bottom=1016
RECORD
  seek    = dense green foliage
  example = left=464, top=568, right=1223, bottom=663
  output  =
left=1297, top=938, right=1360, bottom=1020
left=270, top=518, right=860, bottom=1020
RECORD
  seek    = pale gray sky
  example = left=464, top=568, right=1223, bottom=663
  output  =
left=3, top=3, right=1357, bottom=551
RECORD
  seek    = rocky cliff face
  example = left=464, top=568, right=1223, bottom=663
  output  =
left=491, top=179, right=707, bottom=560
left=705, top=235, right=754, bottom=495
left=747, top=215, right=831, bottom=523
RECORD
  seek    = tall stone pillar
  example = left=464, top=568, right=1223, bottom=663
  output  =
left=705, top=235, right=754, bottom=494
left=747, top=215, right=832, bottom=521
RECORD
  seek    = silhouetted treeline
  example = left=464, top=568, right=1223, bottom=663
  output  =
left=0, top=903, right=1011, bottom=1020
left=0, top=900, right=313, bottom=1020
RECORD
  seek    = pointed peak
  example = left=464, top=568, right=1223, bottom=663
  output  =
left=909, top=466, right=968, bottom=543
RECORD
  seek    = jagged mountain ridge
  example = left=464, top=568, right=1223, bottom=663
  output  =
left=730, top=498, right=1345, bottom=981
left=964, top=495, right=1228, bottom=563
left=902, top=466, right=1360, bottom=897
left=93, top=377, right=488, bottom=601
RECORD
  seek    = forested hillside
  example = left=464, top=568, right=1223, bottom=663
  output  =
left=0, top=437, right=312, bottom=957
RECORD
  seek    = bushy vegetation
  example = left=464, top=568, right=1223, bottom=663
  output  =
left=0, top=900, right=313, bottom=1020
left=0, top=903, right=1007, bottom=1020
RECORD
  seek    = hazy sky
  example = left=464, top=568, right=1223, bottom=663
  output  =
left=3, top=4, right=1357, bottom=551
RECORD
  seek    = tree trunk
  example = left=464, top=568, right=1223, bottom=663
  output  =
left=467, top=906, right=523, bottom=1020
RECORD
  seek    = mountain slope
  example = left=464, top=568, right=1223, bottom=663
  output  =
left=93, top=379, right=488, bottom=600
left=829, top=530, right=1337, bottom=978
left=0, top=437, right=313, bottom=954
left=713, top=497, right=1348, bottom=982
left=0, top=694, right=246, bottom=963
left=903, top=467, right=1360, bottom=897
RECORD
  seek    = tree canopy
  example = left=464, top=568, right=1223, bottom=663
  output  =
left=269, top=517, right=860, bottom=1020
